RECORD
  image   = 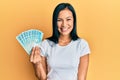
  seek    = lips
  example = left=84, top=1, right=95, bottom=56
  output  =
left=61, top=28, right=68, bottom=32
left=60, top=27, right=71, bottom=32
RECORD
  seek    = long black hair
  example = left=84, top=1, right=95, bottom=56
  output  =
left=47, top=3, right=79, bottom=43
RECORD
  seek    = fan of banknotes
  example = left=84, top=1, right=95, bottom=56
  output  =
left=16, top=29, right=43, bottom=55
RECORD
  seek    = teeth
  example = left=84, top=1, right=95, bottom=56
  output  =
left=62, top=28, right=68, bottom=32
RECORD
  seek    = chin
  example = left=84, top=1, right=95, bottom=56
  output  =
left=60, top=32, right=70, bottom=36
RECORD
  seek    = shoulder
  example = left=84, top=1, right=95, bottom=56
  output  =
left=41, top=39, right=55, bottom=47
left=75, top=38, right=89, bottom=45
left=77, top=38, right=91, bottom=55
left=75, top=38, right=90, bottom=51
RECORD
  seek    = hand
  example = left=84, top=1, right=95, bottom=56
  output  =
left=30, top=46, right=42, bottom=65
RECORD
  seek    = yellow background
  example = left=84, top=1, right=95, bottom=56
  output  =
left=0, top=0, right=120, bottom=80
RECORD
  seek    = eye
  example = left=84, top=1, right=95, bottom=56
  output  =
left=67, top=19, right=71, bottom=21
left=57, top=19, right=62, bottom=22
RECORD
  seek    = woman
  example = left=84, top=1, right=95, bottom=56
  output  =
left=30, top=3, right=91, bottom=80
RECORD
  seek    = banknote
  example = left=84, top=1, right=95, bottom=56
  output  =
left=16, top=29, right=43, bottom=55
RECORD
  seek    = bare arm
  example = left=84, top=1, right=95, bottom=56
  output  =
left=78, top=54, right=89, bottom=80
left=30, top=47, right=47, bottom=80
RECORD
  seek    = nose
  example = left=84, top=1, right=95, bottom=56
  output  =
left=62, top=20, right=67, bottom=27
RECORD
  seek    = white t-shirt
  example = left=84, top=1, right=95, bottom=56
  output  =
left=39, top=38, right=91, bottom=80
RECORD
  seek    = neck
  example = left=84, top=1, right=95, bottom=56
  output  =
left=58, top=35, right=72, bottom=46
left=59, top=35, right=71, bottom=41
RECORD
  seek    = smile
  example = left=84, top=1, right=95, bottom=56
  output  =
left=61, top=27, right=69, bottom=32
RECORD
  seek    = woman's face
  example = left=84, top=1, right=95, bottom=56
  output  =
left=57, top=8, right=74, bottom=36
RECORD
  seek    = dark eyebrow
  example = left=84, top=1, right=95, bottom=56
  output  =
left=57, top=16, right=73, bottom=19
left=66, top=16, right=73, bottom=19
left=57, top=18, right=62, bottom=19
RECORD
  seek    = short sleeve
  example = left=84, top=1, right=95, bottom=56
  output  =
left=39, top=39, right=49, bottom=57
left=80, top=39, right=91, bottom=57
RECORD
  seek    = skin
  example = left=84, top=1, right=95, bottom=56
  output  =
left=30, top=47, right=47, bottom=80
left=57, top=8, right=74, bottom=46
left=30, top=8, right=89, bottom=80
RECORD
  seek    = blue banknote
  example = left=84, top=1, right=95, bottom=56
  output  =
left=16, top=29, right=43, bottom=55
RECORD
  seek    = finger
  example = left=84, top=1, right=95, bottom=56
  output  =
left=33, top=47, right=37, bottom=59
left=36, top=47, right=43, bottom=59
left=30, top=47, right=35, bottom=62
left=34, top=47, right=37, bottom=55
left=33, top=48, right=40, bottom=64
left=35, top=46, right=40, bottom=55
left=33, top=47, right=42, bottom=63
